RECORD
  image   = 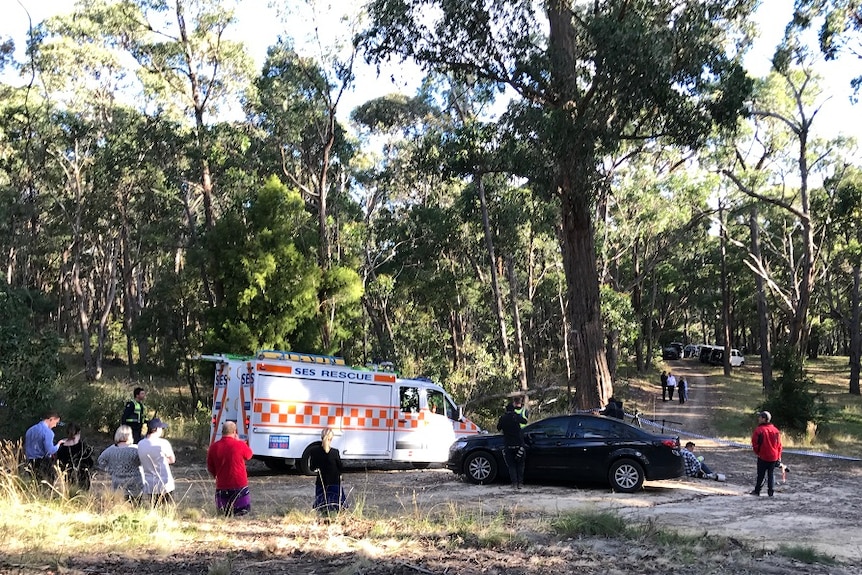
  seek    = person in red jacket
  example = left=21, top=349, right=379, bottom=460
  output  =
left=207, top=421, right=253, bottom=516
left=750, top=411, right=782, bottom=497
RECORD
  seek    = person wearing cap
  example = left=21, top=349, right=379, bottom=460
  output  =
left=751, top=410, right=782, bottom=497
left=23, top=410, right=65, bottom=482
left=207, top=421, right=253, bottom=516
left=138, top=417, right=176, bottom=505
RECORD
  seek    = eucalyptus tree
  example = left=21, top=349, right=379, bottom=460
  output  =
left=818, top=168, right=862, bottom=394
left=249, top=40, right=362, bottom=352
left=598, top=152, right=716, bottom=372
left=722, top=61, right=840, bottom=364
left=69, top=0, right=255, bottom=310
left=360, top=0, right=754, bottom=408
left=787, top=0, right=862, bottom=91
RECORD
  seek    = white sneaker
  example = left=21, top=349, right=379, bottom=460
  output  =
left=714, top=473, right=726, bottom=482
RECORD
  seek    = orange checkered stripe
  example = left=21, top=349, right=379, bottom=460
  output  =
left=253, top=400, right=424, bottom=431
left=456, top=419, right=481, bottom=435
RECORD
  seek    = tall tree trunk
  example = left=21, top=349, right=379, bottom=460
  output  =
left=720, top=205, right=732, bottom=376
left=850, top=261, right=861, bottom=395
left=477, top=175, right=509, bottom=356
left=558, top=173, right=612, bottom=409
left=548, top=4, right=612, bottom=409
left=507, top=256, right=528, bottom=392
left=749, top=206, right=773, bottom=392
left=558, top=281, right=572, bottom=384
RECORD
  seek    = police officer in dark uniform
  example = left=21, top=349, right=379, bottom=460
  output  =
left=122, top=387, right=147, bottom=443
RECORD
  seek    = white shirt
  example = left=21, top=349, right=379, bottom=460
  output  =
left=666, top=374, right=677, bottom=387
left=138, top=434, right=176, bottom=494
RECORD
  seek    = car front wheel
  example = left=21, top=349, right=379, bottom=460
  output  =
left=609, top=459, right=645, bottom=493
left=464, top=451, right=498, bottom=484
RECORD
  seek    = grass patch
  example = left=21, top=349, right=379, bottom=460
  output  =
left=777, top=544, right=838, bottom=565
left=550, top=510, right=627, bottom=538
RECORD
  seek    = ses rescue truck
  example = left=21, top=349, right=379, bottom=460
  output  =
left=201, top=350, right=481, bottom=473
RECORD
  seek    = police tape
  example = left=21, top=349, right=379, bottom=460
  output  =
left=602, top=408, right=862, bottom=462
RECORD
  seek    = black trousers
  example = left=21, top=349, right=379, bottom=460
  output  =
left=754, top=457, right=776, bottom=495
left=502, top=446, right=525, bottom=486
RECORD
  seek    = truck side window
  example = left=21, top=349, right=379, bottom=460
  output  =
left=427, top=390, right=445, bottom=415
left=400, top=387, right=420, bottom=413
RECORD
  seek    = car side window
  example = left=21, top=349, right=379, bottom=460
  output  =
left=579, top=418, right=621, bottom=438
left=526, top=418, right=568, bottom=438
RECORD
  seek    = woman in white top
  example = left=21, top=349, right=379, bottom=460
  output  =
left=137, top=418, right=176, bottom=506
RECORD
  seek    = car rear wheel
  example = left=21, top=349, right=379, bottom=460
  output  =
left=464, top=451, right=498, bottom=484
left=609, top=459, right=645, bottom=493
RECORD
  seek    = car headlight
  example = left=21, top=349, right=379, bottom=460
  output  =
left=450, top=440, right=468, bottom=451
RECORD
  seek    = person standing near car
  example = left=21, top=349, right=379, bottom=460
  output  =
left=660, top=371, right=668, bottom=401
left=665, top=372, right=677, bottom=402
left=751, top=411, right=782, bottom=497
left=497, top=403, right=527, bottom=490
left=512, top=395, right=529, bottom=428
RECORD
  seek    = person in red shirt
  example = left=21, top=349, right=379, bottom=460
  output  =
left=206, top=421, right=253, bottom=516
left=750, top=410, right=783, bottom=497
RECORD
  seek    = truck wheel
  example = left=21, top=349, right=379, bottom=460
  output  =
left=609, top=459, right=644, bottom=493
left=464, top=451, right=497, bottom=484
left=297, top=444, right=317, bottom=476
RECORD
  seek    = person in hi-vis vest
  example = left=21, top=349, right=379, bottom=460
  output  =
left=512, top=396, right=528, bottom=428
left=122, top=387, right=147, bottom=443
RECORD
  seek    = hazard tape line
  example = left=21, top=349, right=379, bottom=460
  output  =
left=580, top=406, right=862, bottom=462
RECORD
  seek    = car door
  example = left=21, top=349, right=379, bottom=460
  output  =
left=522, top=417, right=575, bottom=480
left=567, top=417, right=646, bottom=481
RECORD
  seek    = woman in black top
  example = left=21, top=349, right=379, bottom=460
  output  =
left=308, top=427, right=347, bottom=513
left=56, top=422, right=95, bottom=491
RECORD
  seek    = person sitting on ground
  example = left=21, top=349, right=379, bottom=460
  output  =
left=682, top=441, right=724, bottom=481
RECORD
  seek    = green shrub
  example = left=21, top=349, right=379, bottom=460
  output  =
left=760, top=346, right=831, bottom=435
left=0, top=282, right=65, bottom=436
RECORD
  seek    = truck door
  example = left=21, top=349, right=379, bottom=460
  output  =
left=424, top=389, right=458, bottom=461
left=210, top=360, right=243, bottom=444
left=339, top=381, right=393, bottom=457
left=393, top=385, right=424, bottom=461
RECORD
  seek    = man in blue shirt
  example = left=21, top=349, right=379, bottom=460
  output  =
left=24, top=410, right=65, bottom=481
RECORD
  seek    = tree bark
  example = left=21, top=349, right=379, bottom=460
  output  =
left=477, top=175, right=510, bottom=356
left=749, top=206, right=773, bottom=392
left=850, top=261, right=861, bottom=395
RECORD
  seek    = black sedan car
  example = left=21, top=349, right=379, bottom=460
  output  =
left=447, top=414, right=684, bottom=493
